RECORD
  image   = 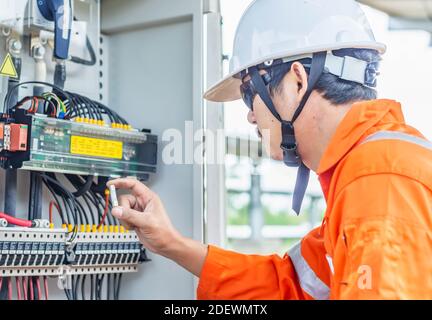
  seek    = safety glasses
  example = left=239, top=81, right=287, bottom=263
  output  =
left=239, top=59, right=311, bottom=111
left=240, top=73, right=272, bottom=111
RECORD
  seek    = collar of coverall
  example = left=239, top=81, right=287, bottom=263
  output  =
left=316, top=99, right=405, bottom=175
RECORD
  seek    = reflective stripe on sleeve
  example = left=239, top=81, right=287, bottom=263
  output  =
left=288, top=242, right=330, bottom=300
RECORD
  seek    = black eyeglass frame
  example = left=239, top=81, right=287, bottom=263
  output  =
left=238, top=58, right=312, bottom=111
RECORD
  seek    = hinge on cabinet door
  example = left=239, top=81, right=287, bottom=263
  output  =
left=203, top=0, right=220, bottom=14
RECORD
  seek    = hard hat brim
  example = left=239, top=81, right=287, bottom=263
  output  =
left=204, top=42, right=386, bottom=103
left=204, top=73, right=242, bottom=102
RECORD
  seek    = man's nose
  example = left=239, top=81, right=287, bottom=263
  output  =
left=247, top=111, right=257, bottom=124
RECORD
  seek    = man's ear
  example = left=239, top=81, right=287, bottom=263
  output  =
left=291, top=62, right=308, bottom=98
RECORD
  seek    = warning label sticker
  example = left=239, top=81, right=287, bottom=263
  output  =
left=70, top=136, right=123, bottom=159
left=0, top=53, right=18, bottom=78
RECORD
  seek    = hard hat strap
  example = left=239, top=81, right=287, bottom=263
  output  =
left=291, top=51, right=327, bottom=123
left=249, top=66, right=282, bottom=121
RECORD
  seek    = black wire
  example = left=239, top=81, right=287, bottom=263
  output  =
left=65, top=174, right=94, bottom=198
left=64, top=288, right=72, bottom=300
left=90, top=275, right=94, bottom=300
left=82, top=194, right=96, bottom=225
left=81, top=275, right=86, bottom=300
left=82, top=95, right=99, bottom=119
left=28, top=173, right=35, bottom=220
left=63, top=91, right=128, bottom=124
left=70, top=35, right=96, bottom=66
left=70, top=275, right=75, bottom=300
left=107, top=274, right=111, bottom=300
left=74, top=275, right=80, bottom=300
left=89, top=190, right=104, bottom=223
left=60, top=195, right=74, bottom=225
left=40, top=174, right=79, bottom=240
left=115, top=273, right=122, bottom=300
left=33, top=278, right=39, bottom=300
left=97, top=274, right=105, bottom=300
left=74, top=195, right=89, bottom=225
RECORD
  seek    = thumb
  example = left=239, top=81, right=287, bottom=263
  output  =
left=112, top=206, right=147, bottom=228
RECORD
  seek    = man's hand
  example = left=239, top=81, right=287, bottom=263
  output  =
left=107, top=178, right=180, bottom=255
left=106, top=178, right=208, bottom=277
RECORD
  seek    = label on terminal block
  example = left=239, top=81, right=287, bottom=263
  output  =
left=70, top=135, right=123, bottom=159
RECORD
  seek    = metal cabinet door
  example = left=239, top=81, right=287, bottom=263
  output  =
left=101, top=0, right=223, bottom=299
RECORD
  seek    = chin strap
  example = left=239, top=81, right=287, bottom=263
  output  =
left=249, top=52, right=327, bottom=215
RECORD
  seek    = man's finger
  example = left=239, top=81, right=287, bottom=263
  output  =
left=118, top=194, right=137, bottom=210
left=117, top=219, right=134, bottom=231
left=111, top=206, right=147, bottom=229
left=107, top=178, right=154, bottom=205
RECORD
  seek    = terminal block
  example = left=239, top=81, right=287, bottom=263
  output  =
left=68, top=228, right=143, bottom=275
left=0, top=227, right=66, bottom=277
left=0, top=227, right=148, bottom=278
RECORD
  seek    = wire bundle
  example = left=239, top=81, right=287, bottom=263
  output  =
left=39, top=173, right=120, bottom=241
left=64, top=273, right=123, bottom=300
left=3, top=81, right=128, bottom=125
left=62, top=91, right=128, bottom=124
left=0, top=276, right=48, bottom=300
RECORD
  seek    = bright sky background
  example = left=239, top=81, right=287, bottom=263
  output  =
left=221, top=0, right=432, bottom=207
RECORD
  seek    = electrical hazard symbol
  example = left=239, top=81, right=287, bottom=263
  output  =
left=0, top=53, right=18, bottom=78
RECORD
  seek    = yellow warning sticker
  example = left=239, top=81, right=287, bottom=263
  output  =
left=70, top=136, right=123, bottom=159
left=0, top=53, right=18, bottom=78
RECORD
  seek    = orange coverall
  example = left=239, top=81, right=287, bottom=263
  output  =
left=197, top=99, right=432, bottom=300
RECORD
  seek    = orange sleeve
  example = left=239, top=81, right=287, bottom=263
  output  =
left=197, top=245, right=305, bottom=300
left=331, top=174, right=432, bottom=299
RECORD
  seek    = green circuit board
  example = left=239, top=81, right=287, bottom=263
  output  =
left=21, top=115, right=157, bottom=178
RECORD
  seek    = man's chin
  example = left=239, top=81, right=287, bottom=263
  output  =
left=270, top=150, right=284, bottom=161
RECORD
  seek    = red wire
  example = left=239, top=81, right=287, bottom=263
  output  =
left=32, top=97, right=39, bottom=114
left=0, top=212, right=32, bottom=228
left=29, top=278, right=34, bottom=300
left=36, top=278, right=41, bottom=300
left=8, top=278, right=12, bottom=300
left=29, top=98, right=35, bottom=113
left=49, top=201, right=60, bottom=225
left=17, top=97, right=33, bottom=112
left=97, top=191, right=110, bottom=228
left=22, top=277, right=28, bottom=300
left=0, top=277, right=2, bottom=292
left=44, top=276, right=49, bottom=300
left=16, top=277, right=22, bottom=300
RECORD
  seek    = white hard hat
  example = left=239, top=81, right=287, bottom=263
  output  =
left=204, top=0, right=386, bottom=102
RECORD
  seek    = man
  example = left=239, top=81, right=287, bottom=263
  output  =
left=108, top=0, right=432, bottom=299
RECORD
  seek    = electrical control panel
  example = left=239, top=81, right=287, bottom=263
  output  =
left=0, top=0, right=219, bottom=300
